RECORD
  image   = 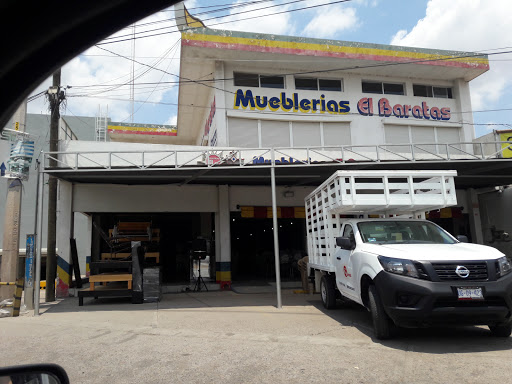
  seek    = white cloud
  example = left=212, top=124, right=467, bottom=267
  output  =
left=303, top=6, right=359, bottom=38
left=212, top=0, right=295, bottom=35
left=165, top=114, right=177, bottom=126
left=484, top=121, right=497, bottom=131
left=27, top=8, right=182, bottom=123
left=390, top=0, right=512, bottom=111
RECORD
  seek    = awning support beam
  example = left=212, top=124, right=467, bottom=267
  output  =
left=34, top=167, right=44, bottom=316
left=270, top=150, right=282, bottom=309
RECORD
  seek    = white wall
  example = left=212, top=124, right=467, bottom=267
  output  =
left=72, top=184, right=218, bottom=213
left=220, top=62, right=468, bottom=150
left=229, top=186, right=315, bottom=210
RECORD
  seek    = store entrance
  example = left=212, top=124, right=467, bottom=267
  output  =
left=91, top=212, right=214, bottom=284
left=230, top=213, right=307, bottom=282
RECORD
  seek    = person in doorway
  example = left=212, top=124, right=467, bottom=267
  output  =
left=297, top=256, right=309, bottom=292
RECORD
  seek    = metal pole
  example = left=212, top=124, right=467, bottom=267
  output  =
left=46, top=69, right=61, bottom=301
left=34, top=168, right=44, bottom=316
left=25, top=159, right=41, bottom=310
left=270, top=150, right=282, bottom=309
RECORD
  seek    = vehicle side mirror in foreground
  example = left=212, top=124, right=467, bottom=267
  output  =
left=336, top=236, right=355, bottom=250
left=0, top=364, right=69, bottom=384
left=457, top=235, right=469, bottom=243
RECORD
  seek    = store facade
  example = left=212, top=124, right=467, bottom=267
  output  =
left=45, top=23, right=512, bottom=298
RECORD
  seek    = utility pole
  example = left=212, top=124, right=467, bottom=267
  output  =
left=46, top=69, right=63, bottom=302
left=0, top=102, right=27, bottom=300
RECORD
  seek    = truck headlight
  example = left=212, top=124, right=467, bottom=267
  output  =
left=378, top=256, right=420, bottom=279
left=496, top=256, right=512, bottom=278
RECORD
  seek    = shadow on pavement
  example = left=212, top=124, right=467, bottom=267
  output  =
left=310, top=298, right=512, bottom=354
left=42, top=288, right=312, bottom=314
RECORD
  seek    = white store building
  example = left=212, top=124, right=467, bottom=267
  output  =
left=41, top=11, right=512, bottom=297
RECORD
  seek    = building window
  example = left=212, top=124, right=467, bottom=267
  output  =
left=295, top=78, right=318, bottom=90
left=319, top=79, right=342, bottom=92
left=233, top=73, right=259, bottom=87
left=260, top=75, right=285, bottom=89
left=413, top=84, right=453, bottom=99
left=362, top=81, right=405, bottom=95
left=295, top=77, right=343, bottom=92
left=384, top=124, right=461, bottom=155
left=228, top=117, right=259, bottom=147
left=233, top=72, right=284, bottom=89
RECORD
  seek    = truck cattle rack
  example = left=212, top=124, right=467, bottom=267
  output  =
left=305, top=170, right=457, bottom=272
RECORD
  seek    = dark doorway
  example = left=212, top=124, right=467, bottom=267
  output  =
left=230, top=212, right=306, bottom=281
left=91, top=212, right=213, bottom=283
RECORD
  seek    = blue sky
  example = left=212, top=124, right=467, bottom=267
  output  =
left=26, top=0, right=512, bottom=138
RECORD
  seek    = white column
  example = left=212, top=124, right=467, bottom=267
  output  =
left=216, top=185, right=231, bottom=284
left=214, top=61, right=228, bottom=147
left=454, top=79, right=474, bottom=154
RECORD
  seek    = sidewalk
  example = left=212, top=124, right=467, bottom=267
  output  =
left=1, top=289, right=511, bottom=384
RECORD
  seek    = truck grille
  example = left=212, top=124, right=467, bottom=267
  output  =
left=431, top=262, right=488, bottom=281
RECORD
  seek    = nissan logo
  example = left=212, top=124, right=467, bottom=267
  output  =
left=455, top=265, right=470, bottom=278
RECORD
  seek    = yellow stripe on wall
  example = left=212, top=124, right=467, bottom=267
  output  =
left=216, top=271, right=231, bottom=282
left=57, top=265, right=71, bottom=286
left=184, top=32, right=488, bottom=66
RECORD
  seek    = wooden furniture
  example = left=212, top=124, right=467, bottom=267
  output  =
left=89, top=273, right=132, bottom=291
left=78, top=273, right=133, bottom=306
left=78, top=284, right=132, bottom=306
left=100, top=252, right=160, bottom=263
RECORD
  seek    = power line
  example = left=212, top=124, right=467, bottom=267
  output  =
left=93, top=44, right=237, bottom=97
left=98, top=0, right=353, bottom=45
left=117, top=0, right=282, bottom=31
left=84, top=41, right=182, bottom=97
left=67, top=94, right=512, bottom=122
left=68, top=47, right=507, bottom=93
left=102, top=0, right=314, bottom=43
left=120, top=36, right=181, bottom=123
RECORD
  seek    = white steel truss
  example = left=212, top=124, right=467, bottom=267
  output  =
left=42, top=141, right=512, bottom=173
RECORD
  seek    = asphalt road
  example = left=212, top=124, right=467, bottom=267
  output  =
left=1, top=290, right=511, bottom=384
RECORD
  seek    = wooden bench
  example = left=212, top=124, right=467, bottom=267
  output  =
left=78, top=284, right=133, bottom=306
left=89, top=273, right=133, bottom=291
left=100, top=252, right=160, bottom=263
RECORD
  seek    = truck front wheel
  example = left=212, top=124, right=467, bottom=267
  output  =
left=320, top=275, right=336, bottom=309
left=369, top=285, right=391, bottom=340
left=489, top=323, right=512, bottom=337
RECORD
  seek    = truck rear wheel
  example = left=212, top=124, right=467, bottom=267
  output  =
left=320, top=275, right=336, bottom=309
left=489, top=323, right=512, bottom=337
left=369, top=285, right=391, bottom=340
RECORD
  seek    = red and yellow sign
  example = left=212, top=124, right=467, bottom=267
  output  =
left=108, top=122, right=177, bottom=137
left=240, top=206, right=305, bottom=219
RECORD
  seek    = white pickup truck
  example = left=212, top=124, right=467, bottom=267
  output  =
left=306, top=170, right=512, bottom=339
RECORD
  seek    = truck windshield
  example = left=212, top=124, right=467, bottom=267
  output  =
left=357, top=221, right=457, bottom=244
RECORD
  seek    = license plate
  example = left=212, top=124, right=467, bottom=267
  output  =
left=457, top=287, right=483, bottom=300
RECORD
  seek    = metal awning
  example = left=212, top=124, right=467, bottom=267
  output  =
left=42, top=159, right=512, bottom=190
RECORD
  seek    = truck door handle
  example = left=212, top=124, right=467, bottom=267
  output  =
left=336, top=257, right=341, bottom=260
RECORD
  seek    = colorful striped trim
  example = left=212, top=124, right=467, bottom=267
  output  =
left=241, top=206, right=305, bottom=219
left=108, top=125, right=177, bottom=137
left=86, top=256, right=91, bottom=277
left=426, top=207, right=463, bottom=219
left=182, top=29, right=488, bottom=70
left=216, top=261, right=231, bottom=283
left=56, top=255, right=71, bottom=298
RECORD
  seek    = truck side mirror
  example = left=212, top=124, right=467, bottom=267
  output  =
left=336, top=236, right=355, bottom=250
left=457, top=235, right=469, bottom=243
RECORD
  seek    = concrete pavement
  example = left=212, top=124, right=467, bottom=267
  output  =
left=0, top=290, right=511, bottom=384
